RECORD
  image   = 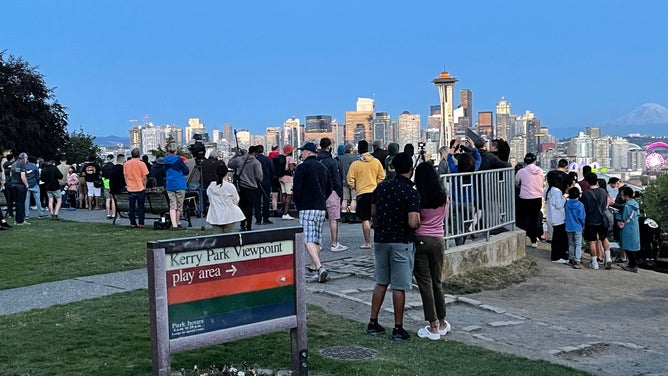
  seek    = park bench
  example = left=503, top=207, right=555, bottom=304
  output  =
left=112, top=191, right=192, bottom=228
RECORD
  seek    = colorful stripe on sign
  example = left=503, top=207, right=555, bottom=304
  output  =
left=166, top=254, right=294, bottom=287
left=167, top=269, right=294, bottom=305
left=168, top=285, right=295, bottom=322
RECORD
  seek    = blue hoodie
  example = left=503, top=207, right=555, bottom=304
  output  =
left=163, top=153, right=189, bottom=191
left=564, top=198, right=585, bottom=232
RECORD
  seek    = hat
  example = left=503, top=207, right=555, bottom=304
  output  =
left=523, top=153, right=537, bottom=164
left=298, top=142, right=317, bottom=153
left=474, top=137, right=487, bottom=149
left=155, top=157, right=165, bottom=165
left=106, top=154, right=114, bottom=160
left=283, top=144, right=294, bottom=154
left=18, top=152, right=28, bottom=159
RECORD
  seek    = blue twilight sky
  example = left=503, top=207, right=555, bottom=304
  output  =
left=2, top=0, right=667, bottom=139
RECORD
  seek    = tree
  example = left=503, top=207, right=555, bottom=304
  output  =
left=0, top=51, right=68, bottom=158
left=149, top=135, right=191, bottom=158
left=640, top=173, right=668, bottom=229
left=62, top=128, right=100, bottom=164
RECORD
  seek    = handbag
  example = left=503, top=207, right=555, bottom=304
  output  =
left=93, top=179, right=103, bottom=188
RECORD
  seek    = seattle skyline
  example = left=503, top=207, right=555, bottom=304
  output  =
left=2, top=1, right=668, bottom=139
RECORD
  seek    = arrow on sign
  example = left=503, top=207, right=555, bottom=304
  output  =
left=226, top=265, right=237, bottom=276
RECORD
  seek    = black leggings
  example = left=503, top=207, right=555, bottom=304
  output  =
left=517, top=197, right=543, bottom=243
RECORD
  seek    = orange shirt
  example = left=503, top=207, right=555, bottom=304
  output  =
left=123, top=158, right=149, bottom=192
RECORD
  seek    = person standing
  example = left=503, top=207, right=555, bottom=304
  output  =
left=413, top=162, right=450, bottom=340
left=123, top=148, right=149, bottom=228
left=206, top=163, right=245, bottom=233
left=40, top=160, right=64, bottom=220
left=56, top=155, right=70, bottom=190
left=164, top=144, right=190, bottom=230
left=2, top=153, right=16, bottom=217
left=293, top=142, right=332, bottom=283
left=10, top=152, right=30, bottom=225
left=545, top=170, right=568, bottom=263
left=564, top=187, right=586, bottom=269
left=83, top=156, right=101, bottom=210
left=109, top=154, right=126, bottom=197
left=24, top=156, right=46, bottom=218
left=580, top=173, right=613, bottom=270
left=228, top=145, right=263, bottom=231
left=615, top=186, right=641, bottom=273
left=150, top=157, right=166, bottom=187
left=337, top=143, right=358, bottom=214
left=254, top=145, right=274, bottom=225
left=100, top=154, right=116, bottom=219
left=514, top=153, right=545, bottom=248
left=316, top=138, right=347, bottom=252
left=366, top=152, right=420, bottom=341
left=347, top=140, right=385, bottom=249
left=276, top=145, right=296, bottom=220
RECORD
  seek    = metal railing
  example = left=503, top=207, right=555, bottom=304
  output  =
left=440, top=167, right=516, bottom=248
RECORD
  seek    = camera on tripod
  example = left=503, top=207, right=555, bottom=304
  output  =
left=188, top=134, right=206, bottom=165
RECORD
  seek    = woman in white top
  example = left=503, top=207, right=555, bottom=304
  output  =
left=206, top=163, right=245, bottom=233
left=545, top=170, right=568, bottom=263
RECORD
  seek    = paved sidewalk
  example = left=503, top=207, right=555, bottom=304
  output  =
left=4, top=207, right=668, bottom=375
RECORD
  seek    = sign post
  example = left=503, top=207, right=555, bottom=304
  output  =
left=147, top=227, right=306, bottom=375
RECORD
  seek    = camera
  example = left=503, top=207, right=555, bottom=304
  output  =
left=188, top=139, right=206, bottom=164
left=418, top=142, right=426, bottom=148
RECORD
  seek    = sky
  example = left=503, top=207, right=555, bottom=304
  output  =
left=2, top=0, right=668, bottom=139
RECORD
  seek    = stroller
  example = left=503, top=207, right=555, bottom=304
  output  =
left=637, top=215, right=668, bottom=270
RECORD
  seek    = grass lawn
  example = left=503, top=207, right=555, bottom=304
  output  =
left=0, top=219, right=218, bottom=290
left=0, top=290, right=591, bottom=376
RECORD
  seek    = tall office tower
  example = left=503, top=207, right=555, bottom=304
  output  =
left=477, top=111, right=494, bottom=138
left=332, top=120, right=344, bottom=148
left=568, top=132, right=594, bottom=165
left=496, top=97, right=511, bottom=140
left=432, top=71, right=458, bottom=147
left=250, top=135, right=265, bottom=149
left=610, top=137, right=630, bottom=170
left=430, top=105, right=441, bottom=116
left=425, top=128, right=440, bottom=157
left=223, top=123, right=234, bottom=142
left=453, top=107, right=466, bottom=137
left=265, top=127, right=281, bottom=150
left=390, top=120, right=399, bottom=144
left=356, top=97, right=375, bottom=112
left=372, top=112, right=391, bottom=145
left=345, top=108, right=373, bottom=143
left=540, top=127, right=557, bottom=145
left=526, top=117, right=542, bottom=154
left=593, top=136, right=611, bottom=168
left=129, top=126, right=142, bottom=151
left=235, top=129, right=251, bottom=151
left=185, top=118, right=206, bottom=144
left=140, top=124, right=164, bottom=155
left=163, top=124, right=183, bottom=146
left=396, top=111, right=421, bottom=148
left=303, top=115, right=334, bottom=144
left=510, top=115, right=523, bottom=139
left=428, top=104, right=441, bottom=135
left=586, top=126, right=602, bottom=139
left=283, top=117, right=300, bottom=147
left=509, top=136, right=527, bottom=166
left=457, top=89, right=473, bottom=131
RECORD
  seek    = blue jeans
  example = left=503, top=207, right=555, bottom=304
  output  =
left=128, top=191, right=146, bottom=225
left=25, top=185, right=45, bottom=217
left=567, top=231, right=583, bottom=262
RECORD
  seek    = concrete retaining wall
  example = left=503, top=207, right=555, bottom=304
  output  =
left=443, top=230, right=526, bottom=278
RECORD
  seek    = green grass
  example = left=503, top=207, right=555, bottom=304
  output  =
left=0, top=291, right=591, bottom=376
left=0, top=219, right=217, bottom=289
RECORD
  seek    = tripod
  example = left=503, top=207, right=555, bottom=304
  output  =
left=186, top=160, right=205, bottom=217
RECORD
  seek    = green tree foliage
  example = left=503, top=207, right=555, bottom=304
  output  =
left=640, top=173, right=668, bottom=229
left=0, top=51, right=68, bottom=158
left=150, top=135, right=191, bottom=158
left=62, top=128, right=100, bottom=164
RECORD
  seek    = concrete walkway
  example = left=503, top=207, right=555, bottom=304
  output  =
left=3, top=207, right=668, bottom=375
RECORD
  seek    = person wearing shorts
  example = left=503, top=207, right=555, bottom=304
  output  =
left=293, top=142, right=332, bottom=283
left=316, top=137, right=347, bottom=252
left=580, top=173, right=612, bottom=269
left=40, top=160, right=64, bottom=220
left=347, top=140, right=385, bottom=249
left=164, top=144, right=190, bottom=230
left=366, top=152, right=420, bottom=341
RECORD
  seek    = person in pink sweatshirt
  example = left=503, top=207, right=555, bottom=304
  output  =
left=514, top=153, right=545, bottom=248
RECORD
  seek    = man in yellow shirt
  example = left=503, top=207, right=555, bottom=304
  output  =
left=347, top=140, right=385, bottom=249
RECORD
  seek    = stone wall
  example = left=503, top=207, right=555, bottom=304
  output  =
left=443, top=230, right=526, bottom=278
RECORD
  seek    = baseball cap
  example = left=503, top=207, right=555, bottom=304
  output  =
left=524, top=153, right=537, bottom=164
left=298, top=142, right=317, bottom=153
left=18, top=152, right=28, bottom=159
left=474, top=137, right=487, bottom=149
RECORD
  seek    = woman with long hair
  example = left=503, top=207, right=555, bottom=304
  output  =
left=413, top=162, right=451, bottom=340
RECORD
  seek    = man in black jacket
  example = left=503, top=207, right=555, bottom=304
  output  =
left=317, top=138, right=347, bottom=252
left=294, top=142, right=332, bottom=283
left=476, top=137, right=511, bottom=171
left=253, top=145, right=274, bottom=225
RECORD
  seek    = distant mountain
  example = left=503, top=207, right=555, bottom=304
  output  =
left=95, top=135, right=129, bottom=147
left=605, top=103, right=668, bottom=136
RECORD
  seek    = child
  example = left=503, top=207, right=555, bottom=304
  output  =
left=614, top=186, right=641, bottom=273
left=205, top=163, right=245, bottom=233
left=564, top=187, right=586, bottom=269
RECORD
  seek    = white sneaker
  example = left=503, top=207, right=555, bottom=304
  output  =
left=281, top=214, right=294, bottom=220
left=530, top=243, right=537, bottom=248
left=417, top=326, right=440, bottom=340
left=439, top=320, right=451, bottom=336
left=589, top=261, right=599, bottom=270
left=330, top=243, right=348, bottom=252
left=553, top=258, right=569, bottom=264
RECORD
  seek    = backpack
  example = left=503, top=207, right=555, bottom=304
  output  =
left=273, top=154, right=289, bottom=177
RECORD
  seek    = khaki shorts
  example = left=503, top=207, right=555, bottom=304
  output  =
left=167, top=190, right=186, bottom=212
left=47, top=190, right=63, bottom=199
left=342, top=185, right=356, bottom=202
left=280, top=181, right=293, bottom=195
left=326, top=191, right=341, bottom=220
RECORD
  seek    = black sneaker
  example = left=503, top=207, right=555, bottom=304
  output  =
left=0, top=221, right=11, bottom=228
left=366, top=322, right=386, bottom=335
left=317, top=266, right=328, bottom=283
left=263, top=219, right=273, bottom=224
left=390, top=327, right=410, bottom=341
